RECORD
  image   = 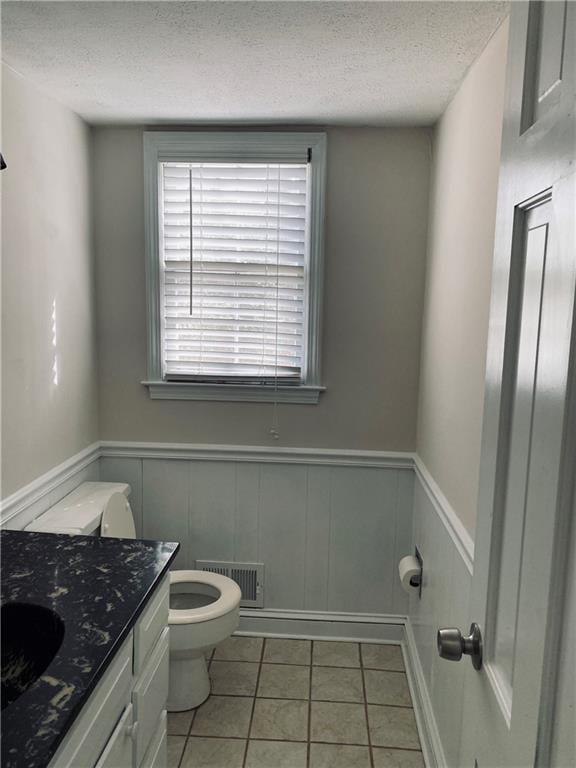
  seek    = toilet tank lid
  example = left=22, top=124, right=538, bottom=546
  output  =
left=25, top=482, right=131, bottom=535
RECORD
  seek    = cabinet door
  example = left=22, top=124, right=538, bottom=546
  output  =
left=133, top=628, right=169, bottom=766
left=49, top=637, right=133, bottom=768
left=134, top=576, right=169, bottom=674
left=140, top=711, right=167, bottom=768
left=95, top=704, right=134, bottom=768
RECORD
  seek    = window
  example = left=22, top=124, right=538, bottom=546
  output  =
left=143, top=132, right=326, bottom=403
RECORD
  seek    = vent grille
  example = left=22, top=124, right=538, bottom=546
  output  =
left=195, top=560, right=264, bottom=608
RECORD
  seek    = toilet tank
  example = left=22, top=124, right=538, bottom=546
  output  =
left=25, top=482, right=131, bottom=535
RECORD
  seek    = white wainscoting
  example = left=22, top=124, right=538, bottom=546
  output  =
left=100, top=444, right=415, bottom=616
left=407, top=459, right=474, bottom=768
left=1, top=440, right=475, bottom=768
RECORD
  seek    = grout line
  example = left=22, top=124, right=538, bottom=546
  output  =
left=212, top=658, right=262, bottom=664
left=174, top=665, right=204, bottom=768
left=360, top=644, right=375, bottom=768
left=201, top=691, right=414, bottom=710
left=179, top=733, right=423, bottom=751
left=366, top=742, right=424, bottom=753
left=358, top=701, right=414, bottom=711
left=190, top=656, right=213, bottom=733
left=175, top=734, right=187, bottom=768
left=241, top=637, right=266, bottom=767
left=213, top=662, right=405, bottom=672
left=212, top=659, right=405, bottom=672
left=361, top=666, right=407, bottom=674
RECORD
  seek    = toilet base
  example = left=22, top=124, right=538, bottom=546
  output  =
left=168, top=654, right=211, bottom=711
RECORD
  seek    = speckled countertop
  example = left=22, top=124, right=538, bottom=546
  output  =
left=1, top=530, right=179, bottom=768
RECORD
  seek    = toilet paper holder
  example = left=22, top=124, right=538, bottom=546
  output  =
left=410, top=547, right=423, bottom=597
left=398, top=549, right=424, bottom=598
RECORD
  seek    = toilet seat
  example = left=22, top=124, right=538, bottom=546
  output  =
left=100, top=492, right=136, bottom=538
left=169, top=570, right=241, bottom=625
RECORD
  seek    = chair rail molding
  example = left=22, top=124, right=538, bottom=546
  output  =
left=413, top=455, right=475, bottom=575
left=99, top=441, right=416, bottom=469
left=0, top=442, right=101, bottom=529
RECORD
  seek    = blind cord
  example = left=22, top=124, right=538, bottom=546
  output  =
left=269, top=164, right=281, bottom=441
left=188, top=166, right=194, bottom=315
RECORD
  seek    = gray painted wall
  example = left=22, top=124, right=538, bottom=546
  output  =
left=417, top=21, right=509, bottom=536
left=92, top=126, right=431, bottom=452
left=1, top=65, right=99, bottom=497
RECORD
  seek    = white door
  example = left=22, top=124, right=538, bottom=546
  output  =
left=442, top=2, right=576, bottom=767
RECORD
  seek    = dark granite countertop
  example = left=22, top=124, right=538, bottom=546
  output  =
left=1, top=530, right=179, bottom=768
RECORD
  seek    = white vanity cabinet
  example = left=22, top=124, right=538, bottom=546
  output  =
left=49, top=576, right=170, bottom=768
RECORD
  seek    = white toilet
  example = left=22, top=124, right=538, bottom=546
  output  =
left=26, top=482, right=242, bottom=710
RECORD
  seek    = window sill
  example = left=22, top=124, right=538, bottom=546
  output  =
left=141, top=381, right=325, bottom=404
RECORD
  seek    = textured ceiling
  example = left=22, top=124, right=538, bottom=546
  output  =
left=1, top=1, right=508, bottom=125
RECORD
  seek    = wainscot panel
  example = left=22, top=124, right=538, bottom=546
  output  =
left=0, top=441, right=473, bottom=768
left=99, top=446, right=415, bottom=615
left=408, top=460, right=473, bottom=768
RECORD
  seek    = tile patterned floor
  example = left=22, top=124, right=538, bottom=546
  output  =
left=168, top=636, right=424, bottom=768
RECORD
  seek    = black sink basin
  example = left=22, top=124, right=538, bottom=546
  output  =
left=1, top=602, right=65, bottom=710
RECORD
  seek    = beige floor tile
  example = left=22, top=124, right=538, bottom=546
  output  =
left=213, top=636, right=263, bottom=662
left=368, top=706, right=420, bottom=750
left=168, top=710, right=195, bottom=735
left=309, top=743, right=371, bottom=768
left=313, top=641, right=360, bottom=668
left=181, top=737, right=246, bottom=768
left=257, top=664, right=310, bottom=699
left=373, top=748, right=425, bottom=768
left=361, top=644, right=405, bottom=671
left=250, top=698, right=309, bottom=741
left=245, top=740, right=307, bottom=768
left=168, top=736, right=186, bottom=768
left=191, top=696, right=253, bottom=738
left=364, top=670, right=412, bottom=707
left=263, top=638, right=312, bottom=665
left=310, top=701, right=368, bottom=745
left=209, top=661, right=259, bottom=696
left=311, top=666, right=364, bottom=703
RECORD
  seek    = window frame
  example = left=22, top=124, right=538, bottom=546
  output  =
left=142, top=131, right=327, bottom=403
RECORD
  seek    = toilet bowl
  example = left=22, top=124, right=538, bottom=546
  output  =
left=169, top=570, right=241, bottom=709
left=26, top=482, right=242, bottom=711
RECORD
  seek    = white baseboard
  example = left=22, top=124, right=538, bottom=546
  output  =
left=238, top=608, right=406, bottom=643
left=404, top=619, right=446, bottom=768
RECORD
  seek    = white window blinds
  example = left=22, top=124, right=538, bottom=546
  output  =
left=159, top=161, right=309, bottom=382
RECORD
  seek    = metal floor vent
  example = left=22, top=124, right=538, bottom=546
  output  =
left=195, top=561, right=264, bottom=608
